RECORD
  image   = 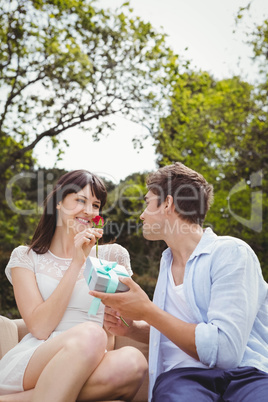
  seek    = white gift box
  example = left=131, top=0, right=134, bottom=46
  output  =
left=84, top=256, right=130, bottom=293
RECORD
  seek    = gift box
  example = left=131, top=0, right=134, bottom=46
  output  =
left=84, top=256, right=130, bottom=293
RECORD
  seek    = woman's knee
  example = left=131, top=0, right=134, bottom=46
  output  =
left=108, top=347, right=148, bottom=393
left=64, top=322, right=107, bottom=361
left=77, top=346, right=148, bottom=401
left=119, top=347, right=148, bottom=399
left=122, top=346, right=148, bottom=379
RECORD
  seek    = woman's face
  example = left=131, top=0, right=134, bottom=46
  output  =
left=56, top=184, right=101, bottom=234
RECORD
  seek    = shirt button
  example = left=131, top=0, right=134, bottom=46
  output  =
left=150, top=370, right=154, bottom=375
left=154, top=342, right=157, bottom=347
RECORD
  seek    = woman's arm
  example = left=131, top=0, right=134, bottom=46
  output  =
left=12, top=259, right=82, bottom=340
left=12, top=228, right=102, bottom=340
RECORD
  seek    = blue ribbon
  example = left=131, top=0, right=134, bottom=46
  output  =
left=87, top=260, right=128, bottom=315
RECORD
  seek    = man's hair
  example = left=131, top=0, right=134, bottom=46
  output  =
left=146, top=162, right=214, bottom=225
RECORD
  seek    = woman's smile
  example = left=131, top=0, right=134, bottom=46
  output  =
left=75, top=217, right=90, bottom=225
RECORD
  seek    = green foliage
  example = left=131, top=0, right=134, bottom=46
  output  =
left=0, top=0, right=181, bottom=316
left=0, top=167, right=66, bottom=316
left=0, top=0, right=181, bottom=179
left=1, top=5, right=268, bottom=319
left=153, top=19, right=268, bottom=281
left=156, top=72, right=254, bottom=178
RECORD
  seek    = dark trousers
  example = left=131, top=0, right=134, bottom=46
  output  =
left=152, top=366, right=268, bottom=402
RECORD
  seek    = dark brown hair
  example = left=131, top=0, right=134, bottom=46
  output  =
left=146, top=162, right=214, bottom=225
left=29, top=170, right=107, bottom=254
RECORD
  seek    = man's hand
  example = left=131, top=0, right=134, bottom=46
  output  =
left=104, top=306, right=132, bottom=337
left=89, top=277, right=152, bottom=321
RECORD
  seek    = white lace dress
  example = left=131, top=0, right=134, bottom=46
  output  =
left=0, top=244, right=132, bottom=395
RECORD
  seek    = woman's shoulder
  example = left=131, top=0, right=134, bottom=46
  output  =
left=7, top=244, right=39, bottom=264
left=98, top=243, right=129, bottom=258
left=99, top=242, right=128, bottom=251
left=12, top=244, right=30, bottom=252
left=9, top=244, right=38, bottom=259
left=98, top=243, right=133, bottom=276
left=5, top=245, right=37, bottom=283
left=9, top=244, right=29, bottom=258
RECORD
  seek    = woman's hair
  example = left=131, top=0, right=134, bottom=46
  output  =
left=146, top=162, right=214, bottom=225
left=29, top=170, right=107, bottom=254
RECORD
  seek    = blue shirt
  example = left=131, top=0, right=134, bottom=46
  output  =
left=148, top=228, right=268, bottom=401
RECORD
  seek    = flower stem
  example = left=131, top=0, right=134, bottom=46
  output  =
left=96, top=240, right=99, bottom=258
left=120, top=316, right=129, bottom=327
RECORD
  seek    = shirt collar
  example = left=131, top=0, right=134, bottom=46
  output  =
left=162, top=227, right=217, bottom=262
left=188, top=227, right=217, bottom=260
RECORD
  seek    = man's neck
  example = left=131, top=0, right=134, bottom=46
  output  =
left=165, top=221, right=204, bottom=268
left=166, top=224, right=204, bottom=286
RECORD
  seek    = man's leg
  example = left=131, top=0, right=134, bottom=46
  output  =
left=152, top=367, right=226, bottom=402
left=223, top=366, right=268, bottom=402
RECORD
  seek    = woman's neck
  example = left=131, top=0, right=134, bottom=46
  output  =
left=49, top=228, right=75, bottom=258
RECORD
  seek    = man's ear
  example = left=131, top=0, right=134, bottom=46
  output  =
left=165, top=195, right=174, bottom=212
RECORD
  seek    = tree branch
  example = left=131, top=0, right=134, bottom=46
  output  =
left=0, top=107, right=116, bottom=178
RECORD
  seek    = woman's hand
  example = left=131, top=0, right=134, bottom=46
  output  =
left=104, top=306, right=133, bottom=337
left=73, top=228, right=103, bottom=264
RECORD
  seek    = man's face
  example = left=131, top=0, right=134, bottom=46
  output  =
left=140, top=190, right=166, bottom=241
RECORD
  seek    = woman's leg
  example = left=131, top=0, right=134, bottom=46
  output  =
left=0, top=390, right=33, bottom=402
left=23, top=322, right=107, bottom=402
left=0, top=391, right=124, bottom=402
left=77, top=346, right=148, bottom=401
left=0, top=324, right=147, bottom=402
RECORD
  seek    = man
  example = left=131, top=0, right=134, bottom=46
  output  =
left=90, top=162, right=268, bottom=401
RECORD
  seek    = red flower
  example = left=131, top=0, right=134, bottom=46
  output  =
left=92, top=215, right=104, bottom=227
left=92, top=216, right=105, bottom=258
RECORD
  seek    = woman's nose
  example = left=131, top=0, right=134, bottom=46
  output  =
left=84, top=204, right=93, bottom=215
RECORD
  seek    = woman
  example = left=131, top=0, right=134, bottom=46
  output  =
left=0, top=170, right=147, bottom=402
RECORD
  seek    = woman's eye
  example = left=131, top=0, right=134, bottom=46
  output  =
left=77, top=198, right=86, bottom=204
left=93, top=204, right=100, bottom=209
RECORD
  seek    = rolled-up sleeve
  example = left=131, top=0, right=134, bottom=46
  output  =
left=195, top=322, right=218, bottom=367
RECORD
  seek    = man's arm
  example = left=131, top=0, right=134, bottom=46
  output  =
left=90, top=277, right=198, bottom=360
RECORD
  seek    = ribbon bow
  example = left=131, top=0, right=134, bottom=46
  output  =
left=86, top=260, right=129, bottom=315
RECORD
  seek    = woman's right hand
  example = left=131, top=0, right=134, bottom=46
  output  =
left=104, top=306, right=132, bottom=337
left=73, top=227, right=103, bottom=265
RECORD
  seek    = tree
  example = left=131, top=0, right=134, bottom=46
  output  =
left=153, top=23, right=268, bottom=280
left=0, top=0, right=180, bottom=179
left=0, top=0, right=182, bottom=315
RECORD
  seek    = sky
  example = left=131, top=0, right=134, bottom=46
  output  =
left=34, top=0, right=268, bottom=185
